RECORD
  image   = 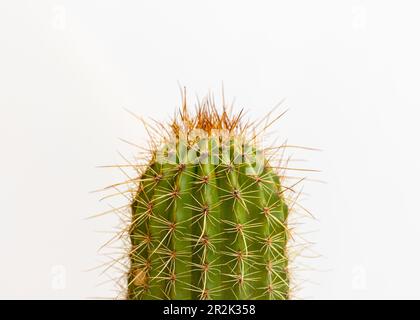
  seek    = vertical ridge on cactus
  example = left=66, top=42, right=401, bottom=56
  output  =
left=126, top=91, right=291, bottom=300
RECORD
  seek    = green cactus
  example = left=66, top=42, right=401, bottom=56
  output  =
left=126, top=95, right=290, bottom=300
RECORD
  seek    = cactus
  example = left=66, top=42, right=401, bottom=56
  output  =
left=126, top=92, right=290, bottom=300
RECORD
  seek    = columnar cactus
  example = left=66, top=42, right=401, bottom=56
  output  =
left=127, top=94, right=290, bottom=300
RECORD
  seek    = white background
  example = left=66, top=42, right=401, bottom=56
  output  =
left=1, top=0, right=420, bottom=299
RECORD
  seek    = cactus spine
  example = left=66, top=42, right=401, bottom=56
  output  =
left=127, top=94, right=290, bottom=300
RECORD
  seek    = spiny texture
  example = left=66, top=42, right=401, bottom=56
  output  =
left=127, top=95, right=290, bottom=300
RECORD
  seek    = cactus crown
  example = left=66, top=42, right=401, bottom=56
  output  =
left=114, top=91, right=295, bottom=300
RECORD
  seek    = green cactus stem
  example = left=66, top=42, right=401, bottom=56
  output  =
left=127, top=95, right=290, bottom=300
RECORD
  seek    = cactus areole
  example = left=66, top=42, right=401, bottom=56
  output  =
left=128, top=93, right=290, bottom=300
